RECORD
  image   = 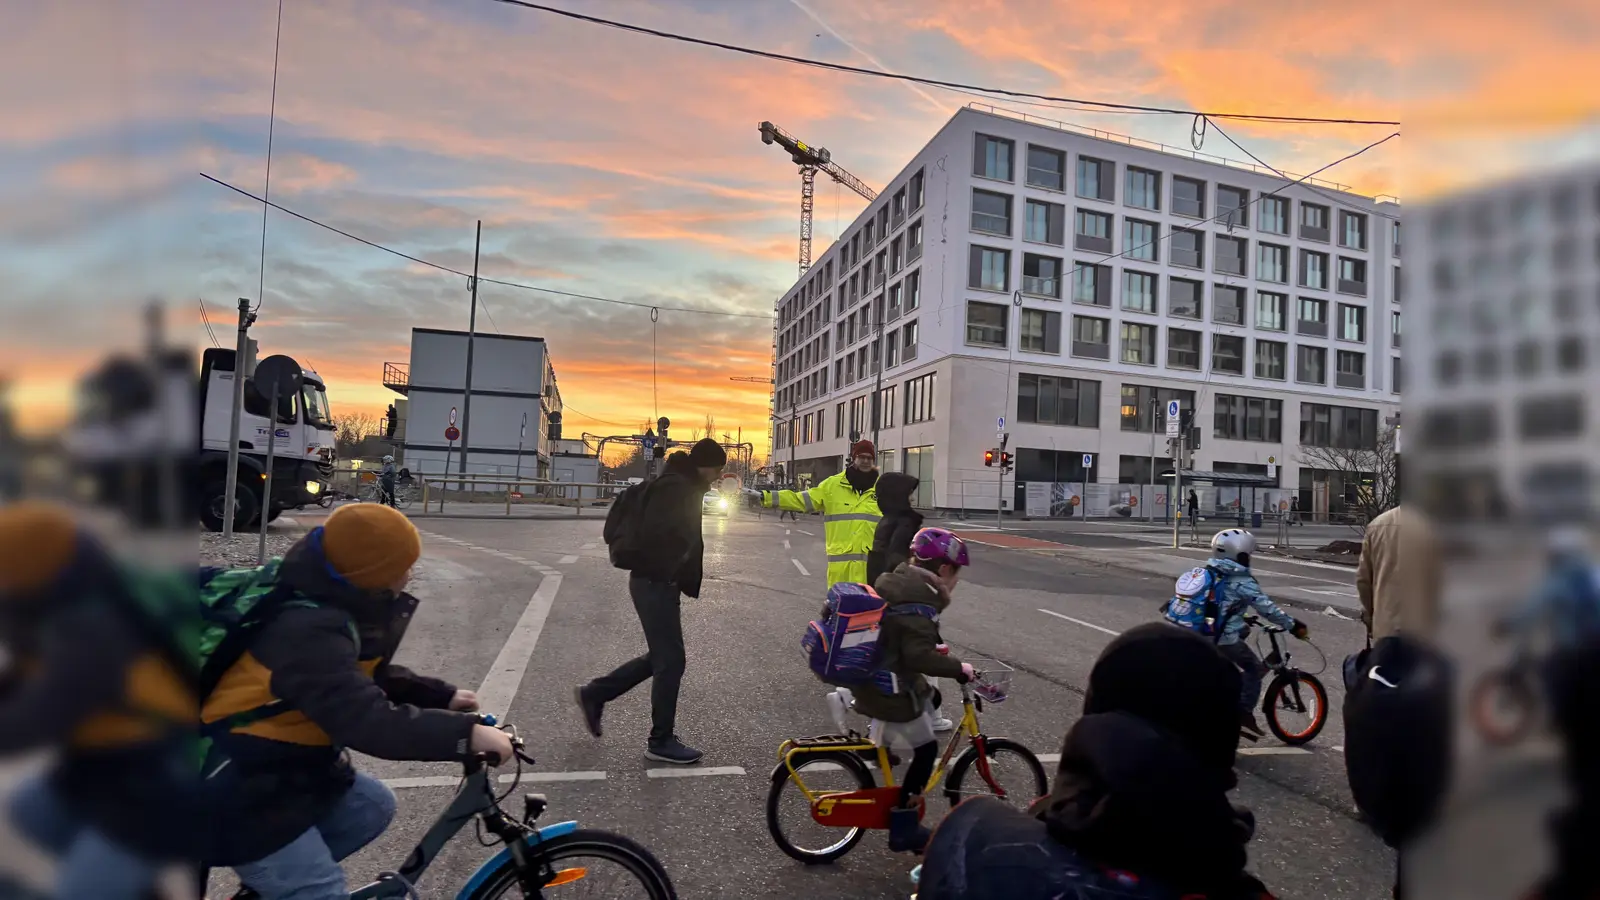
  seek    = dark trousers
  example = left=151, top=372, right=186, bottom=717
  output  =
left=1543, top=644, right=1600, bottom=899
left=586, top=576, right=686, bottom=746
left=1219, top=640, right=1267, bottom=712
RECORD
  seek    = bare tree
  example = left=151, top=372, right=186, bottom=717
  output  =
left=334, top=410, right=381, bottom=455
left=1296, top=426, right=1399, bottom=527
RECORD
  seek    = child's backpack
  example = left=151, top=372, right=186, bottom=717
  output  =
left=801, top=582, right=937, bottom=690
left=603, top=479, right=652, bottom=571
left=1161, top=565, right=1232, bottom=639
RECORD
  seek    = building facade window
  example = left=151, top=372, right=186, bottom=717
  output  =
left=971, top=189, right=1012, bottom=235
left=1073, top=263, right=1112, bottom=307
left=1018, top=373, right=1100, bottom=427
left=1215, top=394, right=1283, bottom=442
left=966, top=301, right=1009, bottom=347
left=1340, top=210, right=1368, bottom=251
left=1336, top=349, right=1366, bottom=388
left=1123, top=270, right=1157, bottom=313
left=902, top=319, right=919, bottom=360
left=1297, top=345, right=1327, bottom=384
left=904, top=372, right=936, bottom=423
left=1391, top=310, right=1401, bottom=347
left=1339, top=304, right=1367, bottom=342
left=1171, top=228, right=1204, bottom=269
left=910, top=169, right=925, bottom=211
left=1258, top=243, right=1288, bottom=283
left=1077, top=156, right=1115, bottom=201
left=1213, top=284, right=1246, bottom=325
left=1298, top=297, right=1328, bottom=336
left=1217, top=185, right=1249, bottom=228
left=1259, top=196, right=1289, bottom=235
left=1215, top=235, right=1248, bottom=276
left=1300, top=403, right=1377, bottom=449
left=1173, top=176, right=1206, bottom=218
left=1124, top=218, right=1159, bottom=262
left=1121, top=322, right=1157, bottom=365
left=1168, top=329, right=1202, bottom=369
left=1301, top=250, right=1328, bottom=290
left=1020, top=309, right=1062, bottom=354
left=1257, top=291, right=1287, bottom=331
left=1338, top=257, right=1368, bottom=295
left=1074, top=209, right=1114, bottom=252
left=1026, top=145, right=1065, bottom=191
left=1300, top=203, right=1330, bottom=242
left=1126, top=166, right=1161, bottom=211
left=974, top=134, right=1013, bottom=181
left=1254, top=339, right=1287, bottom=379
left=1169, top=278, right=1203, bottom=319
left=1025, top=199, right=1066, bottom=245
left=1023, top=253, right=1063, bottom=298
left=1071, top=315, right=1111, bottom=359
left=968, top=246, right=1010, bottom=292
left=1212, top=334, right=1245, bottom=374
left=1121, top=385, right=1196, bottom=433
left=906, top=271, right=921, bottom=311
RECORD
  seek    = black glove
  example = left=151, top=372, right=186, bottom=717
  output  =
left=1290, top=619, right=1309, bottom=640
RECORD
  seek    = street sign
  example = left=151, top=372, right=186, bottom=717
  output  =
left=1165, top=400, right=1181, bottom=437
left=1267, top=462, right=1278, bottom=479
left=1082, top=453, right=1093, bottom=468
left=445, top=425, right=460, bottom=442
left=449, top=407, right=458, bottom=426
left=996, top=416, right=1005, bottom=431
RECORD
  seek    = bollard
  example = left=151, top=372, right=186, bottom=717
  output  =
left=421, top=479, right=430, bottom=513
left=506, top=483, right=512, bottom=516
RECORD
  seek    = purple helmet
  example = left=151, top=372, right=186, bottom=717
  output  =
left=911, top=526, right=970, bottom=568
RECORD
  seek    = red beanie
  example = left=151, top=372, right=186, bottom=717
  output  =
left=850, top=439, right=876, bottom=457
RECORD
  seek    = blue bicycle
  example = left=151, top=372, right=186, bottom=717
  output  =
left=223, top=716, right=676, bottom=899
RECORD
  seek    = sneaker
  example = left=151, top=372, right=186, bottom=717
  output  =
left=1239, top=711, right=1265, bottom=736
left=574, top=686, right=603, bottom=738
left=887, top=806, right=932, bottom=854
left=932, top=715, right=955, bottom=733
left=645, top=737, right=703, bottom=765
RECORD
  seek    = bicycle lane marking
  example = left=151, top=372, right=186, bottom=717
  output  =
left=475, top=574, right=564, bottom=718
left=1037, top=608, right=1121, bottom=637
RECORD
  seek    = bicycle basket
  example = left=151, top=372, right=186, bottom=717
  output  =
left=967, top=658, right=1014, bottom=704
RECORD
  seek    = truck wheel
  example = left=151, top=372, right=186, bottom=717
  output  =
left=201, top=480, right=260, bottom=533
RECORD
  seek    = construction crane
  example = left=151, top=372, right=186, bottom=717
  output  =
left=729, top=376, right=775, bottom=384
left=759, top=121, right=877, bottom=275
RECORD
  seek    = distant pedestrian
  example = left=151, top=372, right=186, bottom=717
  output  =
left=575, top=438, right=727, bottom=765
left=1289, top=496, right=1302, bottom=525
left=1187, top=489, right=1200, bottom=522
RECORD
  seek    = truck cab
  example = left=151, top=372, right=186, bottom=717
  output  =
left=198, top=347, right=336, bottom=531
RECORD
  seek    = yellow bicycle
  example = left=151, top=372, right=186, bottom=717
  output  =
left=765, top=659, right=1048, bottom=864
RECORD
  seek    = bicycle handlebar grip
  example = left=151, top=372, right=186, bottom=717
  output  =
left=479, top=713, right=499, bottom=727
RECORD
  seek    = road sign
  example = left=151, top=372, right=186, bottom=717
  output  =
left=445, top=425, right=460, bottom=442
left=996, top=416, right=1005, bottom=431
left=1165, top=400, right=1181, bottom=437
left=1267, top=462, right=1278, bottom=479
left=449, top=407, right=458, bottom=426
left=1082, top=453, right=1093, bottom=468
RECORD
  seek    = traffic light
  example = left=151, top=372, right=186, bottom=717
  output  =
left=999, top=451, right=1013, bottom=472
left=983, top=449, right=996, bottom=467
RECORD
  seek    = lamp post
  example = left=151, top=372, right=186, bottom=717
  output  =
left=1148, top=395, right=1157, bottom=522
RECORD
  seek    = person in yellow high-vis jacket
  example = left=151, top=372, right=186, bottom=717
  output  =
left=750, top=440, right=954, bottom=731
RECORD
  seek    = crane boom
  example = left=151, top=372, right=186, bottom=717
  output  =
left=760, top=121, right=877, bottom=274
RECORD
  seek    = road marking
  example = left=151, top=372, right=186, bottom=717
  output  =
left=796, top=528, right=815, bottom=536
left=581, top=541, right=600, bottom=551
left=383, top=775, right=462, bottom=790
left=646, top=766, right=746, bottom=779
left=792, top=558, right=811, bottom=576
left=1037, top=753, right=1060, bottom=765
left=1238, top=746, right=1312, bottom=756
left=475, top=575, right=563, bottom=717
left=502, top=770, right=607, bottom=783
left=783, top=539, right=791, bottom=550
left=559, top=555, right=578, bottom=564
left=1038, top=608, right=1121, bottom=637
left=785, top=529, right=792, bottom=535
left=1331, top=745, right=1344, bottom=753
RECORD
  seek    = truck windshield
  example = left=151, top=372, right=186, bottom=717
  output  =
left=300, top=382, right=332, bottom=426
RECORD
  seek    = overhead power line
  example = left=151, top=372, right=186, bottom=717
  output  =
left=1204, top=118, right=1401, bottom=220
left=491, top=0, right=1401, bottom=127
left=198, top=173, right=774, bottom=321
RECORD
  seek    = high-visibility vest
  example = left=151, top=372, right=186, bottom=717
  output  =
left=763, top=471, right=881, bottom=587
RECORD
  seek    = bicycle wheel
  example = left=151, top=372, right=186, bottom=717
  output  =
left=1262, top=672, right=1329, bottom=745
left=945, top=737, right=1049, bottom=809
left=765, top=750, right=876, bottom=864
left=393, top=488, right=414, bottom=510
left=1470, top=667, right=1538, bottom=746
left=463, top=829, right=676, bottom=900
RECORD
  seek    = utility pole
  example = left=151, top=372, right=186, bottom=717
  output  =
left=1171, top=406, right=1191, bottom=549
left=221, top=297, right=257, bottom=539
left=457, top=220, right=481, bottom=492
left=995, top=432, right=1009, bottom=529
left=1147, top=396, right=1156, bottom=523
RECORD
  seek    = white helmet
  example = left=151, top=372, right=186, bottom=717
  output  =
left=1547, top=526, right=1591, bottom=562
left=382, top=455, right=395, bottom=463
left=1210, top=528, right=1257, bottom=565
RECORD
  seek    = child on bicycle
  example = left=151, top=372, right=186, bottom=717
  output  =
left=1165, top=529, right=1306, bottom=736
left=199, top=504, right=513, bottom=897
left=851, top=526, right=975, bottom=854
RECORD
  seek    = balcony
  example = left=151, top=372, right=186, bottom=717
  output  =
left=1072, top=340, right=1110, bottom=360
left=1074, top=233, right=1112, bottom=253
left=1336, top=371, right=1366, bottom=389
left=908, top=242, right=923, bottom=263
left=1023, top=276, right=1060, bottom=298
left=1338, top=278, right=1368, bottom=296
left=1300, top=224, right=1330, bottom=243
left=1297, top=319, right=1328, bottom=338
left=382, top=361, right=410, bottom=395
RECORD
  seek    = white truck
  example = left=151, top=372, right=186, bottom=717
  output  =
left=197, top=344, right=336, bottom=530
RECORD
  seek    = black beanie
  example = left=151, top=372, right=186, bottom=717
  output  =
left=1082, top=623, right=1243, bottom=774
left=688, top=438, right=727, bottom=469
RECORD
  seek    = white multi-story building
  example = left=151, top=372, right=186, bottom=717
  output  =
left=1407, top=164, right=1600, bottom=522
left=768, top=105, right=1401, bottom=518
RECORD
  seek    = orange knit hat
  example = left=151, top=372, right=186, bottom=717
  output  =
left=0, top=502, right=82, bottom=596
left=320, top=504, right=421, bottom=592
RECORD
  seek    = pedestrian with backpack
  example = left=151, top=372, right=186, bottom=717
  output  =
left=195, top=503, right=512, bottom=895
left=842, top=527, right=975, bottom=854
left=578, top=438, right=727, bottom=765
left=1162, top=529, right=1307, bottom=736
left=0, top=502, right=202, bottom=899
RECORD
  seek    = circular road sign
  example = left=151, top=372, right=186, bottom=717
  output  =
left=445, top=425, right=461, bottom=442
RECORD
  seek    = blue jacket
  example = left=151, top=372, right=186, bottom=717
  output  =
left=1502, top=560, right=1600, bottom=651
left=1207, top=558, right=1296, bottom=646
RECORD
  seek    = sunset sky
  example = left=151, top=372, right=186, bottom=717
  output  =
left=2, top=0, right=1595, bottom=450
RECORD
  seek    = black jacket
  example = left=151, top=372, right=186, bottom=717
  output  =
left=867, top=471, right=922, bottom=585
left=628, top=453, right=709, bottom=597
left=200, top=531, right=475, bottom=865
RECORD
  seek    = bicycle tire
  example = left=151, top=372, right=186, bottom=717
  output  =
left=393, top=490, right=414, bottom=510
left=944, top=737, right=1049, bottom=808
left=1470, top=667, right=1538, bottom=746
left=462, top=829, right=677, bottom=900
left=765, top=750, right=875, bottom=865
left=1263, top=672, right=1329, bottom=745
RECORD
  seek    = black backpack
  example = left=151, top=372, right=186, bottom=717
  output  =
left=603, top=480, right=652, bottom=570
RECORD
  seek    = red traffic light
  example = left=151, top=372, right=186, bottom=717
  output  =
left=983, top=449, right=996, bottom=467
left=1000, top=451, right=1013, bottom=469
